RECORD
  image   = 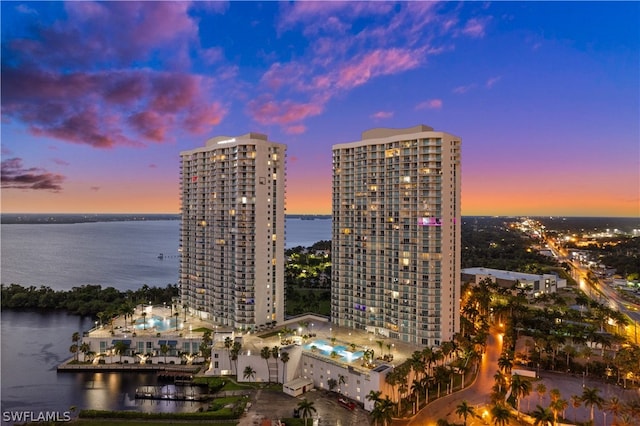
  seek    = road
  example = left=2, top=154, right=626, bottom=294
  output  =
left=398, top=329, right=503, bottom=426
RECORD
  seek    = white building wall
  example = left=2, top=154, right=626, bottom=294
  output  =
left=332, top=125, right=461, bottom=346
left=179, top=133, right=286, bottom=330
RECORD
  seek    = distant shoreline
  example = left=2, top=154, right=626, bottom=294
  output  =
left=1, top=213, right=331, bottom=224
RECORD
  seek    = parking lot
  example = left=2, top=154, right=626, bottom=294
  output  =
left=238, top=388, right=370, bottom=426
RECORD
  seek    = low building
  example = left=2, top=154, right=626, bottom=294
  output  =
left=462, top=267, right=566, bottom=296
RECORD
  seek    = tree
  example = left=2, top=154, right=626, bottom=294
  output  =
left=79, top=342, right=91, bottom=362
left=455, top=400, right=476, bottom=426
left=297, top=398, right=317, bottom=426
left=231, top=341, right=241, bottom=374
left=160, top=344, right=169, bottom=364
left=531, top=405, right=554, bottom=426
left=70, top=332, right=80, bottom=361
left=173, top=312, right=179, bottom=331
left=370, top=397, right=393, bottom=426
left=366, top=390, right=382, bottom=405
left=327, top=378, right=337, bottom=392
left=69, top=343, right=79, bottom=362
left=535, top=382, right=547, bottom=405
left=141, top=311, right=147, bottom=330
left=510, top=374, right=532, bottom=417
left=199, top=330, right=212, bottom=362
left=243, top=365, right=256, bottom=382
left=604, top=396, right=622, bottom=425
left=550, top=398, right=568, bottom=425
left=260, top=346, right=271, bottom=382
left=570, top=394, right=582, bottom=424
left=280, top=351, right=290, bottom=383
left=113, top=340, right=128, bottom=363
left=271, top=346, right=280, bottom=382
left=224, top=336, right=233, bottom=370
left=490, top=403, right=512, bottom=426
left=581, top=386, right=604, bottom=423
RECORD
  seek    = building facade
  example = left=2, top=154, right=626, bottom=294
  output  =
left=179, top=133, right=286, bottom=329
left=461, top=267, right=567, bottom=296
left=332, top=125, right=461, bottom=346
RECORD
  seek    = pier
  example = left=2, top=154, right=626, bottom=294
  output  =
left=134, top=385, right=209, bottom=401
left=57, top=361, right=201, bottom=375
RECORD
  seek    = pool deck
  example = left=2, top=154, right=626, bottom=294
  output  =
left=86, top=305, right=214, bottom=340
left=237, top=318, right=417, bottom=369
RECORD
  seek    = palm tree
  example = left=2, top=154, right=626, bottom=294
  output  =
left=280, top=351, right=290, bottom=383
left=297, top=398, right=317, bottom=426
left=70, top=332, right=80, bottom=361
left=231, top=341, right=241, bottom=374
left=535, top=382, right=547, bottom=404
left=510, top=373, right=532, bottom=417
left=550, top=398, right=568, bottom=425
left=411, top=378, right=426, bottom=414
left=160, top=343, right=169, bottom=363
left=570, top=394, right=582, bottom=424
left=79, top=342, right=91, bottom=362
left=224, top=337, right=233, bottom=371
left=271, top=346, right=280, bottom=382
left=531, top=404, right=554, bottom=426
left=69, top=343, right=79, bottom=362
left=366, top=389, right=381, bottom=401
left=243, top=365, right=256, bottom=382
left=604, top=396, right=622, bottom=425
left=581, top=386, right=604, bottom=423
left=113, top=340, right=128, bottom=363
left=455, top=400, right=476, bottom=426
left=260, top=346, right=271, bottom=382
left=173, top=312, right=179, bottom=331
left=370, top=396, right=393, bottom=426
left=141, top=311, right=147, bottom=330
left=490, top=403, right=512, bottom=426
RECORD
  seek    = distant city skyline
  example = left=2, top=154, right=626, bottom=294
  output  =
left=1, top=2, right=638, bottom=217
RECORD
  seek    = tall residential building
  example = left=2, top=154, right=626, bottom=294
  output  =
left=179, top=132, right=286, bottom=329
left=332, top=125, right=461, bottom=346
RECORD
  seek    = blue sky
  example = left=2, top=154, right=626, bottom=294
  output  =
left=1, top=1, right=638, bottom=216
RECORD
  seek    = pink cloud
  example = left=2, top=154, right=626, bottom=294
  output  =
left=336, top=49, right=421, bottom=90
left=90, top=186, right=101, bottom=191
left=1, top=157, right=65, bottom=191
left=60, top=1, right=197, bottom=67
left=416, top=99, right=443, bottom=110
left=262, top=62, right=307, bottom=91
left=461, top=17, right=490, bottom=38
left=452, top=84, right=476, bottom=94
left=285, top=124, right=307, bottom=135
left=2, top=65, right=223, bottom=147
left=371, top=111, right=394, bottom=120
left=279, top=1, right=393, bottom=33
left=248, top=96, right=323, bottom=126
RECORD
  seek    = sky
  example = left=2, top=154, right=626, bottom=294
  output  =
left=1, top=1, right=638, bottom=217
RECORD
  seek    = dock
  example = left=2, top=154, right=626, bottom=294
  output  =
left=57, top=360, right=201, bottom=375
left=134, top=385, right=209, bottom=401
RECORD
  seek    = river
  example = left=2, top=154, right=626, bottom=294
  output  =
left=0, top=217, right=331, bottom=422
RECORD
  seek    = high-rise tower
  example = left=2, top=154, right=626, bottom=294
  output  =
left=332, top=125, right=461, bottom=346
left=179, top=133, right=286, bottom=329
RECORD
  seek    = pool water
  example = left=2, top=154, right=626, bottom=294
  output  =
left=303, top=339, right=364, bottom=363
left=135, top=315, right=180, bottom=332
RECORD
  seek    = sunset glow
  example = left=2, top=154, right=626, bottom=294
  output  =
left=1, top=2, right=638, bottom=217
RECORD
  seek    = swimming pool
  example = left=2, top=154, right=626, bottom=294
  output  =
left=303, top=339, right=364, bottom=363
left=135, top=315, right=180, bottom=332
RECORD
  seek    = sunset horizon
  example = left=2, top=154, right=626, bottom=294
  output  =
left=2, top=2, right=638, bottom=218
